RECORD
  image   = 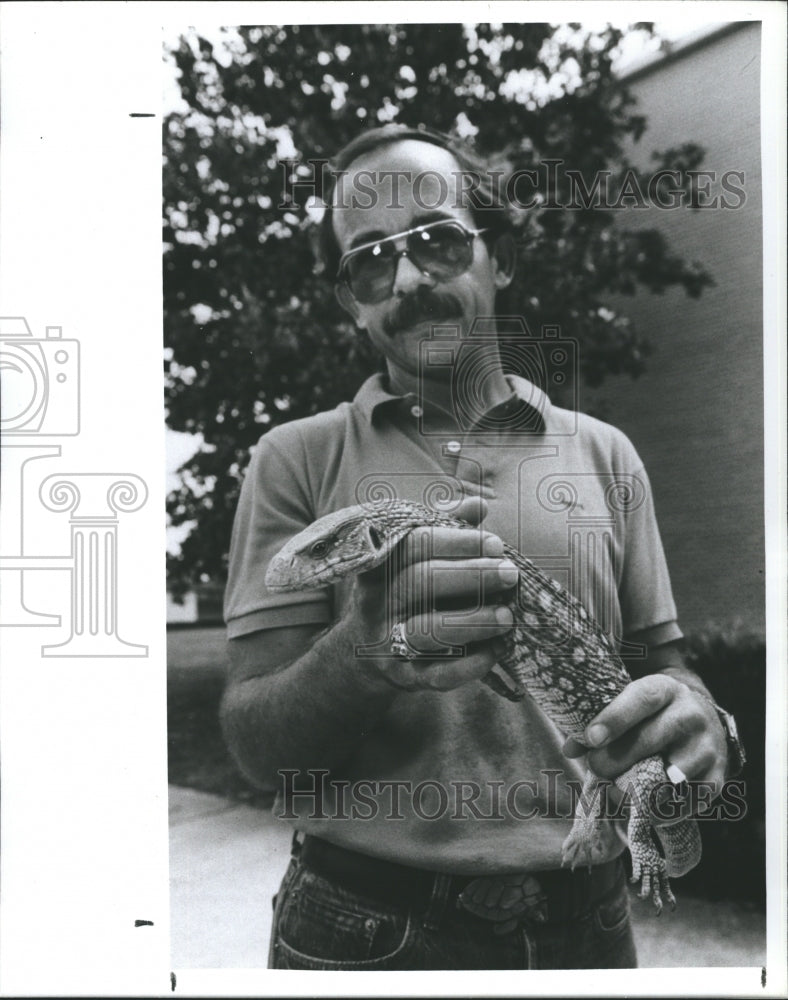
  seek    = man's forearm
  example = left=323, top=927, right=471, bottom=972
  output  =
left=221, top=620, right=397, bottom=790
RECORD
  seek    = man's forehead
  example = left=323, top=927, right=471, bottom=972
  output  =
left=331, top=138, right=474, bottom=245
left=341, top=138, right=462, bottom=178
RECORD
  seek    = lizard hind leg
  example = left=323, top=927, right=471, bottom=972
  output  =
left=561, top=770, right=611, bottom=872
left=615, top=758, right=678, bottom=913
left=627, top=810, right=675, bottom=914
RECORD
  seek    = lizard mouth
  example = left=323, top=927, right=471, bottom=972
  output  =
left=264, top=554, right=298, bottom=592
left=266, top=552, right=366, bottom=591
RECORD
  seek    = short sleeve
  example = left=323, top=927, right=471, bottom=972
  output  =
left=223, top=429, right=331, bottom=639
left=619, top=462, right=683, bottom=647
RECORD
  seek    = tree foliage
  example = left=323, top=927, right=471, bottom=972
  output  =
left=164, top=22, right=713, bottom=593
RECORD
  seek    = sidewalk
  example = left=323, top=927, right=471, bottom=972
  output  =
left=169, top=785, right=766, bottom=970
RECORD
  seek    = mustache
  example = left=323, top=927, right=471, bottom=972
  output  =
left=382, top=288, right=463, bottom=337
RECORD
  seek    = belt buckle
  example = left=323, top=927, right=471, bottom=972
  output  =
left=457, top=873, right=549, bottom=935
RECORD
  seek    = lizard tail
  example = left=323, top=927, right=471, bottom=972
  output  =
left=654, top=820, right=702, bottom=878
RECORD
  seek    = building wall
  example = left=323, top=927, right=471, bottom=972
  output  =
left=166, top=582, right=225, bottom=626
left=582, top=22, right=764, bottom=637
left=166, top=591, right=198, bottom=624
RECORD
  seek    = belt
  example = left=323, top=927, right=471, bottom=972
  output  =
left=297, top=834, right=622, bottom=925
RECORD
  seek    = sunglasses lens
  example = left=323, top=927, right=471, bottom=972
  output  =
left=342, top=222, right=476, bottom=304
left=344, top=246, right=395, bottom=304
left=411, top=224, right=473, bottom=277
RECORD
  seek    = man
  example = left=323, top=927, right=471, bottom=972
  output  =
left=222, top=124, right=740, bottom=970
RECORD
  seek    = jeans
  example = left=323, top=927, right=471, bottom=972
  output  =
left=268, top=853, right=638, bottom=970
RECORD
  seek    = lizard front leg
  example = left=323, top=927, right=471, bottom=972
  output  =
left=561, top=769, right=613, bottom=871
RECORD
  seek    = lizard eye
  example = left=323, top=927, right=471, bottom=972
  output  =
left=309, top=539, right=330, bottom=558
left=368, top=526, right=382, bottom=549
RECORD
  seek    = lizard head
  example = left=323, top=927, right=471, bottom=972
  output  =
left=264, top=504, right=401, bottom=592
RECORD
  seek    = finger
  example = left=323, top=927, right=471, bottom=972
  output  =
left=454, top=495, right=489, bottom=527
left=656, top=750, right=722, bottom=822
left=415, top=646, right=500, bottom=692
left=582, top=674, right=682, bottom=748
left=400, top=525, right=505, bottom=564
left=378, top=644, right=498, bottom=694
left=391, top=558, right=518, bottom=611
left=651, top=766, right=695, bottom=826
left=586, top=704, right=675, bottom=778
left=403, top=605, right=513, bottom=655
left=589, top=731, right=720, bottom=785
left=562, top=735, right=588, bottom=759
left=665, top=740, right=726, bottom=794
left=587, top=692, right=718, bottom=782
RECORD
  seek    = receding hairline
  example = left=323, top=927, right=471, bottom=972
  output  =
left=329, top=139, right=479, bottom=244
left=318, top=126, right=514, bottom=277
left=336, top=136, right=465, bottom=178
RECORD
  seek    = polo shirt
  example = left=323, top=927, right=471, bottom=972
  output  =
left=224, top=373, right=682, bottom=873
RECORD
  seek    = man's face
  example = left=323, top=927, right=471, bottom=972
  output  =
left=332, top=140, right=512, bottom=379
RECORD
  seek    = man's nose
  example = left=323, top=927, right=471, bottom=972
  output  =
left=391, top=251, right=434, bottom=297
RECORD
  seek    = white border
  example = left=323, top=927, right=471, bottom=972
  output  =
left=0, top=2, right=784, bottom=996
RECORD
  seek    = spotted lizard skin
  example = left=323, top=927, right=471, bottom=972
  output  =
left=265, top=498, right=702, bottom=914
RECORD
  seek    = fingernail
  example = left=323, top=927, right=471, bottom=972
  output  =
left=498, top=561, right=518, bottom=586
left=586, top=724, right=608, bottom=746
left=495, top=606, right=513, bottom=625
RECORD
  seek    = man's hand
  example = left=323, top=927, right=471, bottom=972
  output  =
left=344, top=496, right=517, bottom=694
left=563, top=671, right=729, bottom=806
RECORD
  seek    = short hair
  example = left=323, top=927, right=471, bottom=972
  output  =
left=317, top=124, right=515, bottom=282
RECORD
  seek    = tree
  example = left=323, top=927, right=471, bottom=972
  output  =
left=163, top=22, right=712, bottom=594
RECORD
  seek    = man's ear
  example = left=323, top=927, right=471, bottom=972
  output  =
left=335, top=282, right=365, bottom=327
left=490, top=233, right=516, bottom=289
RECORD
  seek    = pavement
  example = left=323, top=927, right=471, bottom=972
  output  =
left=169, top=786, right=292, bottom=968
left=169, top=785, right=766, bottom=970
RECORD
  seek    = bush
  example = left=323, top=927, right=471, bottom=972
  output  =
left=167, top=627, right=274, bottom=808
left=167, top=623, right=766, bottom=904
left=676, top=624, right=765, bottom=905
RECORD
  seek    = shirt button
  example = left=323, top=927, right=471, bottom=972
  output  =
left=410, top=405, right=423, bottom=418
left=446, top=440, right=462, bottom=454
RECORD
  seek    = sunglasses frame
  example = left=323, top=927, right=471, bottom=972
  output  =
left=336, top=218, right=488, bottom=304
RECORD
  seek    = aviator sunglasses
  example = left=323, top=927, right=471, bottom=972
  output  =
left=336, top=218, right=488, bottom=304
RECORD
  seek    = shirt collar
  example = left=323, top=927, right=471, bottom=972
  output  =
left=353, top=372, right=551, bottom=432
